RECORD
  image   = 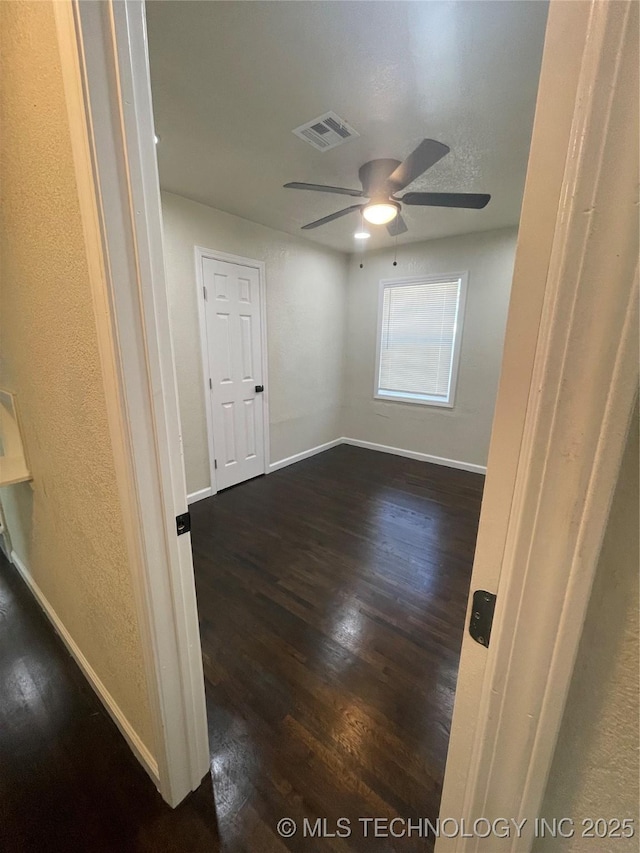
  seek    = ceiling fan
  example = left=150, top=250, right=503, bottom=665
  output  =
left=284, top=138, right=490, bottom=236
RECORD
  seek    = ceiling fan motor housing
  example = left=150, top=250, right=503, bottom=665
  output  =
left=358, top=159, right=402, bottom=196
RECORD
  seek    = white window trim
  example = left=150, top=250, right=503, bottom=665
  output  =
left=373, top=272, right=468, bottom=408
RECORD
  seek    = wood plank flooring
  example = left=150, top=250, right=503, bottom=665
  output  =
left=0, top=445, right=483, bottom=851
left=0, top=551, right=220, bottom=853
left=191, top=445, right=484, bottom=852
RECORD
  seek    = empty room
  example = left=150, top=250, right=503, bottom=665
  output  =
left=1, top=0, right=637, bottom=849
left=145, top=0, right=546, bottom=845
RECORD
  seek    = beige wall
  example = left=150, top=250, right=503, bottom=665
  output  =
left=534, top=407, right=639, bottom=852
left=161, top=191, right=349, bottom=494
left=0, top=1, right=155, bottom=755
left=344, top=228, right=517, bottom=467
left=162, top=191, right=517, bottom=489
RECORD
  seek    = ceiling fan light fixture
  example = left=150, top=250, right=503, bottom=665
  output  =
left=363, top=201, right=400, bottom=225
left=288, top=140, right=489, bottom=233
left=354, top=229, right=371, bottom=239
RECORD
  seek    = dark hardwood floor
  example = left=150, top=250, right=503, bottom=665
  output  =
left=191, top=445, right=484, bottom=852
left=0, top=445, right=483, bottom=852
left=0, top=551, right=221, bottom=853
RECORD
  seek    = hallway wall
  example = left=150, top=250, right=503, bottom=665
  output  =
left=0, top=0, right=155, bottom=757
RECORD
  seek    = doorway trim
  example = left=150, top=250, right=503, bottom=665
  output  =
left=56, top=0, right=210, bottom=806
left=60, top=0, right=637, bottom=825
left=437, top=1, right=638, bottom=847
left=194, top=247, right=270, bottom=498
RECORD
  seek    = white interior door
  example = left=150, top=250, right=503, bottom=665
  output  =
left=202, top=257, right=265, bottom=491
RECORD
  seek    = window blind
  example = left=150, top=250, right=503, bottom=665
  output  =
left=378, top=279, right=461, bottom=400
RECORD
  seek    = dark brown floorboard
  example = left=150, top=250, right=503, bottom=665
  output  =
left=0, top=446, right=482, bottom=852
left=0, top=551, right=220, bottom=853
left=191, top=445, right=484, bottom=852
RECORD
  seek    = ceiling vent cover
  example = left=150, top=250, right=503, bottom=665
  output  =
left=292, top=111, right=359, bottom=152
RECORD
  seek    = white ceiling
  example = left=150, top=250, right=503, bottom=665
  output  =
left=147, top=1, right=548, bottom=254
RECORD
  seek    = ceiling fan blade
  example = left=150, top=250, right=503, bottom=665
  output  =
left=284, top=182, right=364, bottom=198
left=387, top=213, right=408, bottom=237
left=385, top=139, right=450, bottom=193
left=301, top=204, right=363, bottom=230
left=402, top=192, right=491, bottom=209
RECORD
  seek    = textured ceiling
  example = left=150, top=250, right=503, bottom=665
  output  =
left=147, top=1, right=548, bottom=254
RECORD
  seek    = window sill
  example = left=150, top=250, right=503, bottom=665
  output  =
left=374, top=391, right=454, bottom=409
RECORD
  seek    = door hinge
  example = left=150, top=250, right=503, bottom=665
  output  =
left=214, top=460, right=217, bottom=469
left=469, top=590, right=496, bottom=648
left=203, top=285, right=207, bottom=300
left=176, top=511, right=191, bottom=536
left=209, top=377, right=212, bottom=389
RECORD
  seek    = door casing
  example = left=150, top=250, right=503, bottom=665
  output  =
left=55, top=0, right=210, bottom=807
left=58, top=0, right=638, bottom=824
left=437, top=1, right=638, bottom=848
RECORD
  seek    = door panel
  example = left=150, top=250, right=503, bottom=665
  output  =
left=202, top=258, right=265, bottom=490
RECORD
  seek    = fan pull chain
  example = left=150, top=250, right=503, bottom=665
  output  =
left=393, top=231, right=398, bottom=267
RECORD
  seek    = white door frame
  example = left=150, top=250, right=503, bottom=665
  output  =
left=57, top=0, right=637, bottom=826
left=194, top=247, right=270, bottom=497
left=438, top=1, right=638, bottom=848
left=54, top=0, right=209, bottom=806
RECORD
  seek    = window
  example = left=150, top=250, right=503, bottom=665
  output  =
left=374, top=273, right=467, bottom=407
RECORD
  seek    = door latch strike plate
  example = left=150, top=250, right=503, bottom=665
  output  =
left=469, top=590, right=496, bottom=648
left=176, top=512, right=191, bottom=536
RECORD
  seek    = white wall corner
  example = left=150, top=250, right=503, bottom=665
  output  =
left=267, top=437, right=485, bottom=475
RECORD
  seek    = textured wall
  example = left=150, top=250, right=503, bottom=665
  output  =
left=534, top=409, right=639, bottom=852
left=162, top=190, right=516, bottom=488
left=161, top=191, right=349, bottom=493
left=344, top=228, right=517, bottom=467
left=0, top=1, right=155, bottom=754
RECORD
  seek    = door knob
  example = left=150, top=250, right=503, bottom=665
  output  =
left=255, top=385, right=264, bottom=393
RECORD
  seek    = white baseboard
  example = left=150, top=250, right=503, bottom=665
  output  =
left=340, top=437, right=487, bottom=475
left=10, top=549, right=159, bottom=785
left=187, top=486, right=213, bottom=505
left=268, top=436, right=486, bottom=475
left=269, top=438, right=343, bottom=472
